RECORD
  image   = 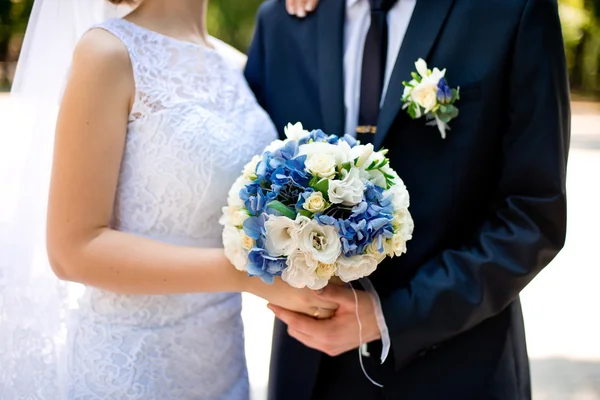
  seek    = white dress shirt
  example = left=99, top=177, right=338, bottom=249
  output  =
left=344, top=0, right=417, bottom=136
left=343, top=0, right=417, bottom=362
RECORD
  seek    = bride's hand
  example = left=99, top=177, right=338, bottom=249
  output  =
left=286, top=0, right=319, bottom=18
left=248, top=277, right=338, bottom=319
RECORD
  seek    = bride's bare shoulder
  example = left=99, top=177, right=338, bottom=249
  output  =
left=71, top=28, right=132, bottom=76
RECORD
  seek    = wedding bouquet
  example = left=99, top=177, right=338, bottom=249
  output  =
left=220, top=123, right=414, bottom=290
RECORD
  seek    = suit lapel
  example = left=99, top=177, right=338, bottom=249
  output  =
left=374, top=0, right=456, bottom=149
left=317, top=0, right=346, bottom=135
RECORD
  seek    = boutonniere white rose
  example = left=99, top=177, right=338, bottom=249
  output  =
left=402, top=58, right=460, bottom=139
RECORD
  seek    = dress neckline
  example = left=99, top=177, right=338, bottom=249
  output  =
left=118, top=18, right=219, bottom=53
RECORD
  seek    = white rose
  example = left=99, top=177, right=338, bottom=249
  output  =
left=282, top=250, right=329, bottom=290
left=303, top=191, right=328, bottom=213
left=222, top=225, right=249, bottom=271
left=284, top=122, right=310, bottom=141
left=264, top=216, right=298, bottom=257
left=305, top=153, right=337, bottom=179
left=227, top=175, right=252, bottom=209
left=242, top=155, right=261, bottom=180
left=328, top=168, right=364, bottom=206
left=335, top=254, right=378, bottom=282
left=366, top=240, right=387, bottom=263
left=296, top=219, right=341, bottom=265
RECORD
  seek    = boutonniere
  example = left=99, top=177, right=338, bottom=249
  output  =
left=402, top=59, right=460, bottom=139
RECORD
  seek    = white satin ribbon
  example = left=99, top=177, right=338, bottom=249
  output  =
left=348, top=277, right=390, bottom=388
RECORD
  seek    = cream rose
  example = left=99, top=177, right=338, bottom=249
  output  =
left=328, top=168, right=364, bottom=206
left=264, top=216, right=298, bottom=257
left=315, top=262, right=337, bottom=281
left=296, top=219, right=341, bottom=265
left=222, top=225, right=249, bottom=271
left=335, top=254, right=378, bottom=282
left=366, top=240, right=387, bottom=263
left=299, top=142, right=349, bottom=168
left=305, top=153, right=337, bottom=179
left=303, top=191, right=328, bottom=213
left=282, top=250, right=329, bottom=290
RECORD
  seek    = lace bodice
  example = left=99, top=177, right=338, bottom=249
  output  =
left=102, top=19, right=277, bottom=243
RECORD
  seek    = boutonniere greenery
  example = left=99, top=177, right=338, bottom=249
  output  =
left=402, top=58, right=460, bottom=139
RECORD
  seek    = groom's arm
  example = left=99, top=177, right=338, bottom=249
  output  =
left=245, top=2, right=270, bottom=110
left=381, top=0, right=570, bottom=368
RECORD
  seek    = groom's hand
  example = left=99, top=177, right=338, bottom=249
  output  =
left=268, top=284, right=381, bottom=357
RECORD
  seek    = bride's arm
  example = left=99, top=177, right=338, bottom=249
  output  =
left=47, top=29, right=336, bottom=316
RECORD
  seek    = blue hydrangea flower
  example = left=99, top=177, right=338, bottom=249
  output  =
left=247, top=248, right=287, bottom=284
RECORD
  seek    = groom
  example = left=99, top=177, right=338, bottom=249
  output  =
left=246, top=0, right=570, bottom=398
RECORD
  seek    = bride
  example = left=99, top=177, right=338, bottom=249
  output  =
left=0, top=0, right=333, bottom=398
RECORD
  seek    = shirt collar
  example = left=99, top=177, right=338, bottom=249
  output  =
left=347, top=0, right=362, bottom=8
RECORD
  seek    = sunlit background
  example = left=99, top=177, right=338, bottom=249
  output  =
left=1, top=1, right=599, bottom=399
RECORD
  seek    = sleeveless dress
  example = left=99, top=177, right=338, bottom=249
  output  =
left=62, top=19, right=277, bottom=399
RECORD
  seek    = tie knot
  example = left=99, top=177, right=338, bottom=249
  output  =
left=369, top=0, right=398, bottom=13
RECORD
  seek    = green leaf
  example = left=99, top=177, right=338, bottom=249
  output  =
left=438, top=105, right=449, bottom=114
left=298, top=209, right=313, bottom=218
left=452, top=87, right=460, bottom=102
left=312, top=178, right=330, bottom=197
left=341, top=161, right=352, bottom=173
left=266, top=201, right=297, bottom=219
left=309, top=175, right=320, bottom=188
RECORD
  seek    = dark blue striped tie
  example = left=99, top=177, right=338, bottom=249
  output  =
left=356, top=0, right=399, bottom=144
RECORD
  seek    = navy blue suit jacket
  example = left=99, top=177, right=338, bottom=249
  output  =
left=245, top=0, right=570, bottom=398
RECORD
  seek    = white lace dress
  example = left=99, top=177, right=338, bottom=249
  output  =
left=62, top=19, right=277, bottom=399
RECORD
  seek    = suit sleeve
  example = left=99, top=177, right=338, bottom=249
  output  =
left=244, top=3, right=268, bottom=109
left=381, top=0, right=571, bottom=369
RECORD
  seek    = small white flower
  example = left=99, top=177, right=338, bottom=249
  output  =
left=303, top=191, right=328, bottom=213
left=282, top=250, right=329, bottom=290
left=242, top=155, right=261, bottom=180
left=284, top=122, right=310, bottom=141
left=305, top=153, right=337, bottom=179
left=410, top=81, right=439, bottom=114
left=350, top=143, right=374, bottom=169
left=264, top=216, right=298, bottom=257
left=328, top=168, right=364, bottom=206
left=220, top=206, right=250, bottom=227
left=297, top=219, right=341, bottom=265
left=299, top=142, right=350, bottom=169
left=336, top=254, right=378, bottom=282
left=264, top=139, right=288, bottom=153
left=222, top=225, right=249, bottom=271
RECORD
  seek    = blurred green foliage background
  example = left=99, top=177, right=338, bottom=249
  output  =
left=1, top=0, right=599, bottom=98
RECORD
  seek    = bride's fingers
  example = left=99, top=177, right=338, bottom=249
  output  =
left=286, top=0, right=319, bottom=18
